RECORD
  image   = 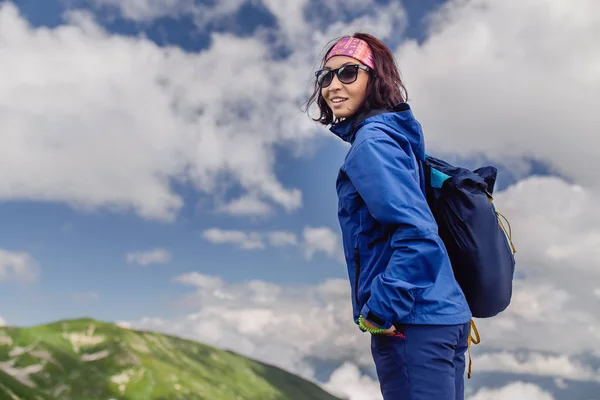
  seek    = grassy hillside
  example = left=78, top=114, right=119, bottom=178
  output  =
left=0, top=318, right=341, bottom=400
left=0, top=369, right=57, bottom=400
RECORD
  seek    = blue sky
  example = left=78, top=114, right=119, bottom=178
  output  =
left=2, top=1, right=600, bottom=399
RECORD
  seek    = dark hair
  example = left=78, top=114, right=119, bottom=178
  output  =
left=305, top=32, right=408, bottom=126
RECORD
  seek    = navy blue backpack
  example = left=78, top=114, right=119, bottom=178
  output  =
left=421, top=155, right=517, bottom=319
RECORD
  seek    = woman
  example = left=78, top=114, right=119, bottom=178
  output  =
left=306, top=33, right=473, bottom=399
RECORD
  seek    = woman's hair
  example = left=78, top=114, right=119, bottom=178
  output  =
left=305, top=32, right=408, bottom=126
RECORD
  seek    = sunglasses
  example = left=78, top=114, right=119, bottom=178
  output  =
left=315, top=64, right=371, bottom=88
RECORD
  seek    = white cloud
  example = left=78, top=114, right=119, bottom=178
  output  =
left=396, top=0, right=600, bottom=189
left=553, top=378, right=568, bottom=390
left=324, top=362, right=382, bottom=400
left=466, top=176, right=600, bottom=359
left=126, top=272, right=370, bottom=384
left=92, top=0, right=250, bottom=29
left=90, top=0, right=398, bottom=46
left=200, top=225, right=345, bottom=263
left=215, top=195, right=273, bottom=217
left=172, top=272, right=228, bottom=295
left=303, top=226, right=344, bottom=262
left=202, top=228, right=300, bottom=250
left=0, top=2, right=313, bottom=222
left=473, top=352, right=600, bottom=382
left=469, top=382, right=554, bottom=400
left=0, top=317, right=6, bottom=327
left=492, top=176, right=600, bottom=275
left=194, top=0, right=257, bottom=30
left=126, top=248, right=171, bottom=266
left=260, top=0, right=311, bottom=39
left=0, top=249, right=39, bottom=284
left=267, top=231, right=298, bottom=247
left=0, top=0, right=413, bottom=222
left=79, top=0, right=600, bottom=224
left=91, top=0, right=196, bottom=20
left=202, top=229, right=266, bottom=250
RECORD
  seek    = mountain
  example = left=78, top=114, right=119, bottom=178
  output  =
left=0, top=318, right=341, bottom=400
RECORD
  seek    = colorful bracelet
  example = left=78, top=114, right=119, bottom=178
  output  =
left=358, top=315, right=386, bottom=334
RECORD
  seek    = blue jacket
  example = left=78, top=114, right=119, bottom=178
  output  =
left=331, top=103, right=472, bottom=329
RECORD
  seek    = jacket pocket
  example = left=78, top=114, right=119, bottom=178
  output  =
left=354, top=248, right=361, bottom=307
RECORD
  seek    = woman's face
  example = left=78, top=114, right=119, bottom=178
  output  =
left=320, top=55, right=369, bottom=120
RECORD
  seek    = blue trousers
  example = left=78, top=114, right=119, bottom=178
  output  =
left=370, top=322, right=470, bottom=400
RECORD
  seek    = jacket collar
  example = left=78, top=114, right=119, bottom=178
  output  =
left=329, top=103, right=411, bottom=144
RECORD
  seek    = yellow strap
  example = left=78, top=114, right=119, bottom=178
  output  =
left=485, top=191, right=517, bottom=254
left=488, top=195, right=517, bottom=255
left=467, top=319, right=481, bottom=379
left=496, top=211, right=517, bottom=254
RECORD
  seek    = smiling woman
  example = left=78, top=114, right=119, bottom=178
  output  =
left=305, top=33, right=472, bottom=400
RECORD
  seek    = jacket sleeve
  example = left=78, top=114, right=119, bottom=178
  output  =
left=345, top=130, right=448, bottom=329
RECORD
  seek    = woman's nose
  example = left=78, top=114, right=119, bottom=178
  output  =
left=328, top=74, right=343, bottom=91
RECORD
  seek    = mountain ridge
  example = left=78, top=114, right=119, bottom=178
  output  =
left=0, top=317, right=342, bottom=400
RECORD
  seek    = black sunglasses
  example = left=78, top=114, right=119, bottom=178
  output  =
left=315, top=64, right=371, bottom=88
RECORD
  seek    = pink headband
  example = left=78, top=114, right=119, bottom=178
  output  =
left=326, top=37, right=375, bottom=69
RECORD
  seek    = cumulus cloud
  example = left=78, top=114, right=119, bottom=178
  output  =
left=470, top=177, right=600, bottom=358
left=324, top=363, right=382, bottom=400
left=267, top=231, right=299, bottom=247
left=303, top=226, right=344, bottom=262
left=173, top=272, right=226, bottom=293
left=469, top=382, right=555, bottom=400
left=202, top=227, right=345, bottom=261
left=91, top=0, right=196, bottom=20
left=128, top=272, right=368, bottom=382
left=395, top=0, right=600, bottom=190
left=0, top=249, right=39, bottom=284
left=202, top=228, right=300, bottom=250
left=125, top=248, right=172, bottom=266
left=0, top=317, right=6, bottom=327
left=260, top=0, right=311, bottom=39
left=0, top=0, right=414, bottom=223
left=3, top=0, right=597, bottom=216
left=91, top=0, right=249, bottom=29
left=0, top=2, right=314, bottom=221
left=473, top=352, right=600, bottom=382
left=202, top=229, right=267, bottom=250
left=493, top=176, right=599, bottom=275
left=215, top=195, right=273, bottom=217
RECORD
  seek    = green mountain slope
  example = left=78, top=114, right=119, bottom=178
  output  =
left=0, top=318, right=341, bottom=400
left=0, top=369, right=57, bottom=400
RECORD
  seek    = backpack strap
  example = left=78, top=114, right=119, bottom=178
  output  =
left=467, top=319, right=481, bottom=379
left=496, top=211, right=517, bottom=254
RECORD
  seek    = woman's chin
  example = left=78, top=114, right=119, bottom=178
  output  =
left=333, top=108, right=355, bottom=120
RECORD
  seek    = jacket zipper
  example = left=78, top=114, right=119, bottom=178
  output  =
left=354, top=248, right=360, bottom=307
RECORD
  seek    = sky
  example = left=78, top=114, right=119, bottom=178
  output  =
left=1, top=0, right=599, bottom=399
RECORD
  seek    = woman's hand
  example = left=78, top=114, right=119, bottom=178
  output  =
left=361, top=318, right=400, bottom=336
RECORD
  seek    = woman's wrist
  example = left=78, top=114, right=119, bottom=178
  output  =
left=358, top=315, right=386, bottom=334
